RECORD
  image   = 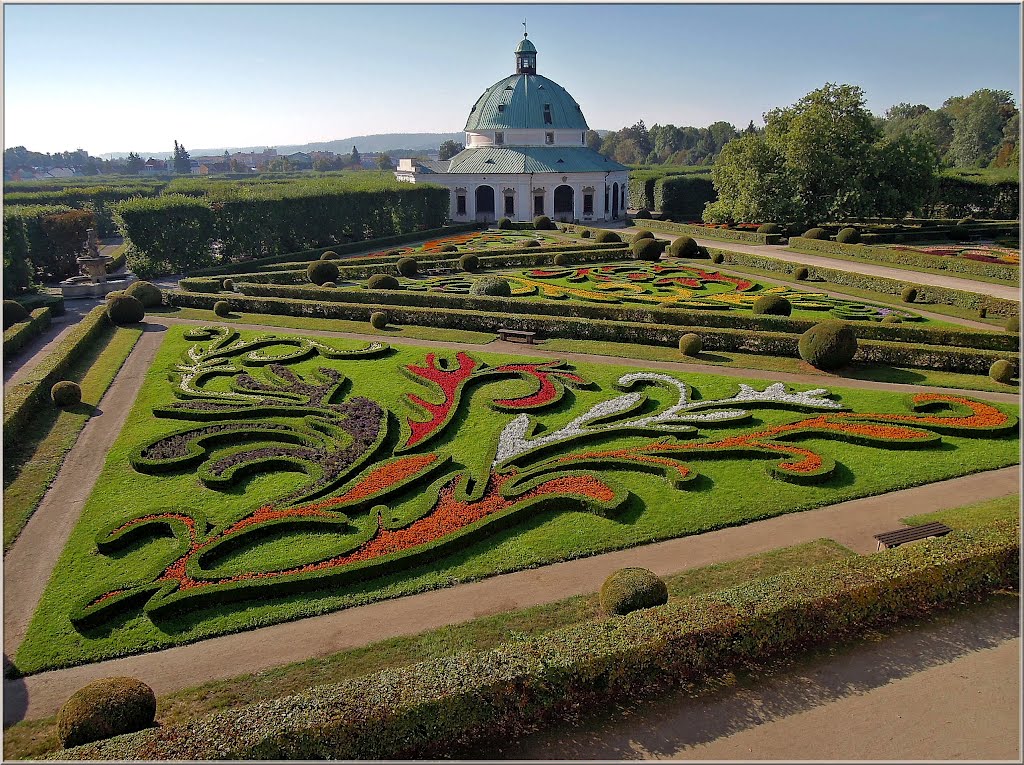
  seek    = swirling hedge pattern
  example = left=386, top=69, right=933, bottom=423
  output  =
left=71, top=329, right=1015, bottom=630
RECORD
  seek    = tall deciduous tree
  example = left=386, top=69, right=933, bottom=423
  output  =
left=438, top=140, right=465, bottom=160
left=944, top=89, right=1015, bottom=167
left=173, top=140, right=191, bottom=174
left=125, top=152, right=144, bottom=175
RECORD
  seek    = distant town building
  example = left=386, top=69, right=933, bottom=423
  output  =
left=396, top=32, right=628, bottom=223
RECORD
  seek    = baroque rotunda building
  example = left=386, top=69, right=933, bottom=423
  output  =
left=396, top=33, right=629, bottom=224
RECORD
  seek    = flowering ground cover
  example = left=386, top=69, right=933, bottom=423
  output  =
left=889, top=243, right=1019, bottom=266
left=379, top=258, right=929, bottom=323
left=14, top=326, right=1018, bottom=674
left=349, top=229, right=565, bottom=259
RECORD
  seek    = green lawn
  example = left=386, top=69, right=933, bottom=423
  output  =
left=2, top=538, right=851, bottom=760
left=3, top=325, right=143, bottom=549
left=13, top=326, right=1019, bottom=674
left=539, top=337, right=1020, bottom=394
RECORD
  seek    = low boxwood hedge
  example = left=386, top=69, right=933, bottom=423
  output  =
left=642, top=219, right=783, bottom=246
left=788, top=236, right=1019, bottom=283
left=55, top=522, right=1018, bottom=760
left=3, top=306, right=51, bottom=358
left=167, top=290, right=1017, bottom=373
left=2, top=304, right=108, bottom=446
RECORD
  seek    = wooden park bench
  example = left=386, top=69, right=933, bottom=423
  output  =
left=873, top=521, right=953, bottom=551
left=498, top=328, right=538, bottom=344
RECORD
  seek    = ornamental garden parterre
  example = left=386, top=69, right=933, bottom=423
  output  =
left=16, top=322, right=1018, bottom=674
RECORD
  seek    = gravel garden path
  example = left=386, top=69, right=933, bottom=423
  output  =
left=2, top=313, right=1018, bottom=726
left=598, top=225, right=1021, bottom=302
left=3, top=299, right=104, bottom=391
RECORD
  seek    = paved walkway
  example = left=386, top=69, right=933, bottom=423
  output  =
left=494, top=594, right=1020, bottom=761
left=4, top=465, right=1017, bottom=724
left=3, top=298, right=103, bottom=391
left=151, top=315, right=1019, bottom=405
left=598, top=225, right=1021, bottom=302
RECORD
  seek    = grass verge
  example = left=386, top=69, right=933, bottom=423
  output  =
left=1, top=539, right=852, bottom=760
left=2, top=325, right=143, bottom=549
left=539, top=337, right=1019, bottom=394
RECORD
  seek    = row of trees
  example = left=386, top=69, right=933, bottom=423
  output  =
left=588, top=121, right=744, bottom=166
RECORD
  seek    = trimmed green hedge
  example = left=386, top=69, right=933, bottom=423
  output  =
left=167, top=290, right=1017, bottom=373
left=223, top=282, right=1018, bottom=352
left=16, top=292, right=66, bottom=317
left=3, top=307, right=51, bottom=358
left=705, top=246, right=1020, bottom=319
left=2, top=305, right=109, bottom=447
left=54, top=522, right=1018, bottom=760
left=654, top=175, right=717, bottom=220
left=188, top=223, right=483, bottom=277
left=788, top=237, right=1018, bottom=283
left=643, top=219, right=783, bottom=245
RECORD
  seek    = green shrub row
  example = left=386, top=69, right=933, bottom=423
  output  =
left=3, top=205, right=95, bottom=290
left=705, top=247, right=1020, bottom=318
left=855, top=222, right=1019, bottom=245
left=2, top=304, right=109, bottom=447
left=653, top=174, right=717, bottom=220
left=642, top=219, right=783, bottom=245
left=3, top=185, right=160, bottom=237
left=167, top=290, right=1016, bottom=373
left=188, top=223, right=483, bottom=277
left=226, top=281, right=1016, bottom=352
left=789, top=237, right=1018, bottom=283
left=16, top=292, right=66, bottom=317
left=927, top=172, right=1019, bottom=219
left=55, top=522, right=1019, bottom=760
left=3, top=307, right=52, bottom=358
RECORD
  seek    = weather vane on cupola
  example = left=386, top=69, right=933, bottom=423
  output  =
left=515, top=18, right=537, bottom=74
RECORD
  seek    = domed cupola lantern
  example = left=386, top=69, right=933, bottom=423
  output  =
left=515, top=33, right=537, bottom=75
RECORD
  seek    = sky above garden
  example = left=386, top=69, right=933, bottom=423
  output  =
left=3, top=2, right=1020, bottom=156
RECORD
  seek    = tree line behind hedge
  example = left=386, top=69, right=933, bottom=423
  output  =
left=115, top=178, right=450, bottom=278
left=3, top=205, right=95, bottom=297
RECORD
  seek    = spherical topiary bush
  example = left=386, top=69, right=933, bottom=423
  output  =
left=221, top=278, right=234, bottom=292
left=632, top=238, right=666, bottom=261
left=321, top=282, right=336, bottom=289
left=753, top=294, right=792, bottom=316
left=802, top=227, right=827, bottom=240
left=57, top=677, right=156, bottom=748
left=307, top=260, right=339, bottom=286
left=678, top=333, right=702, bottom=356
left=949, top=225, right=971, bottom=242
left=459, top=254, right=480, bottom=272
left=396, top=257, right=418, bottom=277
left=835, top=227, right=861, bottom=244
left=632, top=229, right=654, bottom=244
left=553, top=253, right=570, bottom=266
left=593, top=229, right=620, bottom=244
left=386, top=249, right=403, bottom=258
left=757, top=223, right=781, bottom=234
left=957, top=216, right=975, bottom=226
left=634, top=209, right=652, bottom=220
left=600, top=568, right=668, bottom=616
left=533, top=215, right=555, bottom=230
left=106, top=294, right=145, bottom=325
left=901, top=286, right=918, bottom=303
left=213, top=301, right=232, bottom=317
left=106, top=290, right=125, bottom=301
left=125, top=280, right=162, bottom=308
left=469, top=277, right=512, bottom=297
left=369, top=311, right=388, bottom=330
left=498, top=217, right=513, bottom=230
left=798, top=321, right=858, bottom=370
left=51, top=381, right=82, bottom=408
left=320, top=250, right=340, bottom=260
left=524, top=239, right=541, bottom=248
left=989, top=359, right=1016, bottom=384
left=579, top=228, right=591, bottom=238
left=669, top=235, right=699, bottom=258
left=793, top=266, right=809, bottom=280
left=3, top=300, right=29, bottom=329
left=711, top=253, right=725, bottom=264
left=440, top=244, right=459, bottom=253
left=880, top=314, right=903, bottom=324
left=367, top=274, right=400, bottom=290
left=1005, top=315, right=1020, bottom=333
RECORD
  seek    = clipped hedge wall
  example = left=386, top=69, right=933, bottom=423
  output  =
left=3, top=307, right=51, bottom=359
left=643, top=219, right=783, bottom=245
left=55, top=523, right=1018, bottom=760
left=3, top=184, right=159, bottom=237
left=653, top=174, right=717, bottom=220
left=705, top=246, right=1020, bottom=319
left=168, top=290, right=1017, bottom=373
left=2, top=305, right=109, bottom=446
left=788, top=236, right=1018, bottom=283
left=3, top=208, right=34, bottom=297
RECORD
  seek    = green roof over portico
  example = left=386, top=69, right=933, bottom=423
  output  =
left=442, top=146, right=627, bottom=174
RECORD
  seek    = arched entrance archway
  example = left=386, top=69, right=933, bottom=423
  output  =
left=612, top=182, right=620, bottom=218
left=475, top=185, right=495, bottom=222
left=553, top=184, right=574, bottom=222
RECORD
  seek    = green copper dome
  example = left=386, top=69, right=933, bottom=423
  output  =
left=515, top=36, right=537, bottom=54
left=464, top=74, right=589, bottom=131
